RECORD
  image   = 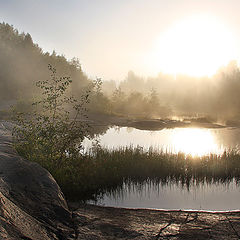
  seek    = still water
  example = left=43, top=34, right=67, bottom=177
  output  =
left=89, top=181, right=240, bottom=211
left=84, top=126, right=240, bottom=210
left=84, top=126, right=240, bottom=156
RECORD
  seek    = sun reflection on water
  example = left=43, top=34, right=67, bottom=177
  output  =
left=83, top=126, right=233, bottom=156
left=171, top=128, right=222, bottom=156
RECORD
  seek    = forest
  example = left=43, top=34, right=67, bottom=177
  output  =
left=1, top=22, right=240, bottom=122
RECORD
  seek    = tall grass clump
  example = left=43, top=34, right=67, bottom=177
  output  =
left=54, top=145, right=240, bottom=200
left=83, top=146, right=240, bottom=195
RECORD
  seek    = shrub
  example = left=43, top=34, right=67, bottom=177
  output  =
left=12, top=64, right=90, bottom=168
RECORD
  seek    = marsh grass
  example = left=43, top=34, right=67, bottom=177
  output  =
left=15, top=143, right=240, bottom=201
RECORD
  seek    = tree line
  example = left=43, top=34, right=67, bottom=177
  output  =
left=0, top=22, right=89, bottom=101
left=1, top=22, right=240, bottom=121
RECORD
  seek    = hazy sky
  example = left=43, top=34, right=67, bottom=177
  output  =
left=1, top=0, right=240, bottom=81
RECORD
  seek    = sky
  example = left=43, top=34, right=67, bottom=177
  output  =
left=1, top=0, right=240, bottom=81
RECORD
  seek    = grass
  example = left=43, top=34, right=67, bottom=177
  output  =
left=15, top=143, right=240, bottom=201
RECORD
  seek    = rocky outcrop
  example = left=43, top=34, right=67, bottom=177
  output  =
left=0, top=121, right=75, bottom=239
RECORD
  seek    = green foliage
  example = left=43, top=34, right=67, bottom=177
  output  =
left=111, top=87, right=126, bottom=114
left=13, top=64, right=90, bottom=168
left=88, top=78, right=112, bottom=114
left=109, top=88, right=171, bottom=118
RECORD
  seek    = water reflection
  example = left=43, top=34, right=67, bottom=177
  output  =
left=90, top=180, right=240, bottom=211
left=84, top=126, right=240, bottom=156
left=171, top=128, right=220, bottom=156
left=84, top=126, right=240, bottom=210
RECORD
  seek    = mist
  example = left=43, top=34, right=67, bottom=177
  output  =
left=101, top=61, right=240, bottom=122
left=1, top=22, right=240, bottom=123
left=0, top=23, right=90, bottom=103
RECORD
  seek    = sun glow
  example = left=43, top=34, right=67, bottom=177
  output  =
left=147, top=15, right=237, bottom=77
left=171, top=128, right=221, bottom=156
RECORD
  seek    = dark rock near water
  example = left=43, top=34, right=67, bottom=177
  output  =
left=0, top=122, right=75, bottom=239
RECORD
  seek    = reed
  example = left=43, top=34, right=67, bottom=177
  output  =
left=16, top=144, right=240, bottom=201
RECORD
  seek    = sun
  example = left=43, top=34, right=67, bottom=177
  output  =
left=147, top=15, right=237, bottom=77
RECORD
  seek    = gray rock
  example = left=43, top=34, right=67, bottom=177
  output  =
left=0, top=121, right=75, bottom=239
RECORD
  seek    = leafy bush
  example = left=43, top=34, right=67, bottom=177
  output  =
left=12, top=64, right=90, bottom=169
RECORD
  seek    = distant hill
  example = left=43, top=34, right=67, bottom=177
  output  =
left=0, top=22, right=90, bottom=100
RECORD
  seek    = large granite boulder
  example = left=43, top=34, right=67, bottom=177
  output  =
left=0, top=121, right=75, bottom=239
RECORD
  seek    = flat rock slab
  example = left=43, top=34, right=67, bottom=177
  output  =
left=73, top=204, right=240, bottom=240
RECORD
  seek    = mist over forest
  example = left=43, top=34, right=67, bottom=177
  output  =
left=0, top=22, right=90, bottom=100
left=102, top=62, right=240, bottom=121
left=1, top=22, right=240, bottom=122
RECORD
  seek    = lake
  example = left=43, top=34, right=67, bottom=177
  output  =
left=84, top=126, right=240, bottom=210
left=84, top=126, right=240, bottom=156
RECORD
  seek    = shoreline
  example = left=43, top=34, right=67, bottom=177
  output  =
left=69, top=202, right=240, bottom=213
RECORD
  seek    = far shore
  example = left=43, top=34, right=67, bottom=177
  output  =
left=0, top=100, right=237, bottom=131
left=87, top=112, right=229, bottom=131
